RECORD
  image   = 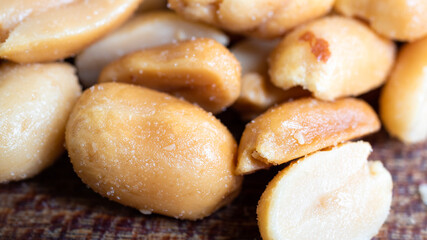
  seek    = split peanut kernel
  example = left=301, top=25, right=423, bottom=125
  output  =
left=99, top=38, right=241, bottom=113
left=236, top=98, right=380, bottom=175
left=0, top=0, right=141, bottom=63
left=257, top=141, right=392, bottom=240
left=269, top=16, right=396, bottom=101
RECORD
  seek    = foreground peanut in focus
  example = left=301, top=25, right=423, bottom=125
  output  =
left=65, top=83, right=242, bottom=220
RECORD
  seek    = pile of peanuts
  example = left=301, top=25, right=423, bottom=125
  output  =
left=1, top=0, right=427, bottom=239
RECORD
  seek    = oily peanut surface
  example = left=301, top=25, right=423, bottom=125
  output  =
left=76, top=11, right=229, bottom=87
left=231, top=38, right=308, bottom=120
left=0, top=63, right=81, bottom=183
left=99, top=38, right=241, bottom=113
left=0, top=0, right=141, bottom=63
left=269, top=16, right=396, bottom=101
left=236, top=98, right=380, bottom=175
left=0, top=0, right=75, bottom=42
left=257, top=141, right=392, bottom=240
left=335, top=0, right=427, bottom=42
left=380, top=36, right=427, bottom=143
left=168, top=0, right=333, bottom=38
left=65, top=82, right=242, bottom=220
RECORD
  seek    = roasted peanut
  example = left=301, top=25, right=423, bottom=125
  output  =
left=65, top=82, right=242, bottom=220
left=168, top=0, right=334, bottom=38
left=380, top=36, right=427, bottom=143
left=137, top=0, right=167, bottom=12
left=335, top=0, right=427, bottom=42
left=269, top=16, right=396, bottom=101
left=0, top=0, right=141, bottom=63
left=0, top=63, right=81, bottom=183
left=236, top=98, right=380, bottom=175
left=99, top=38, right=241, bottom=113
left=231, top=38, right=309, bottom=120
left=76, top=11, right=229, bottom=87
left=257, top=141, right=392, bottom=240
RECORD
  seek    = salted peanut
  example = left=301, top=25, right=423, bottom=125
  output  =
left=335, top=0, right=427, bottom=42
left=137, top=0, right=167, bottom=12
left=249, top=0, right=334, bottom=39
left=99, top=38, right=240, bottom=113
left=269, top=16, right=396, bottom=101
left=169, top=0, right=334, bottom=38
left=0, top=63, right=81, bottom=183
left=76, top=11, right=229, bottom=88
left=380, top=37, right=427, bottom=143
left=0, top=0, right=75, bottom=42
left=0, top=0, right=141, bottom=63
left=231, top=39, right=309, bottom=120
left=66, top=82, right=242, bottom=220
left=257, top=141, right=392, bottom=240
left=168, top=0, right=286, bottom=32
left=236, top=98, right=380, bottom=175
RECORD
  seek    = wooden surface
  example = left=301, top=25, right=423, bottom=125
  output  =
left=0, top=109, right=426, bottom=239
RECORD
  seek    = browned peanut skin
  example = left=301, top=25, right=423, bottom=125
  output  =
left=137, top=0, right=167, bottom=12
left=66, top=82, right=242, bottom=220
left=380, top=37, right=427, bottom=143
left=168, top=0, right=334, bottom=38
left=269, top=16, right=396, bottom=101
left=236, top=98, right=380, bottom=175
left=76, top=11, right=229, bottom=88
left=0, top=0, right=141, bottom=63
left=0, top=0, right=76, bottom=42
left=335, top=0, right=427, bottom=42
left=249, top=0, right=334, bottom=39
left=257, top=141, right=392, bottom=240
left=0, top=63, right=81, bottom=183
left=231, top=38, right=309, bottom=120
left=99, top=38, right=241, bottom=114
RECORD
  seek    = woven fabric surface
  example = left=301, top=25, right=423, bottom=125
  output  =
left=0, top=118, right=426, bottom=239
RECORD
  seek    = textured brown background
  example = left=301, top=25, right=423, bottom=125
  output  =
left=0, top=109, right=426, bottom=239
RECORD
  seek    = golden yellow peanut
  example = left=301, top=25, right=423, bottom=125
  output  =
left=65, top=82, right=242, bottom=220
left=335, top=0, right=427, bottom=42
left=249, top=0, right=334, bottom=39
left=0, top=0, right=75, bottom=42
left=0, top=63, right=81, bottom=183
left=231, top=38, right=309, bottom=120
left=168, top=0, right=333, bottom=38
left=168, top=0, right=285, bottom=33
left=236, top=98, right=380, bottom=175
left=380, top=37, right=427, bottom=143
left=76, top=11, right=229, bottom=87
left=269, top=16, right=396, bottom=101
left=137, top=0, right=167, bottom=12
left=0, top=0, right=141, bottom=63
left=99, top=38, right=241, bottom=113
left=257, top=141, right=392, bottom=240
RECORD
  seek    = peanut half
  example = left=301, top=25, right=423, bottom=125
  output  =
left=236, top=98, right=380, bottom=175
left=99, top=38, right=241, bottom=114
left=0, top=0, right=141, bottom=63
left=380, top=36, right=427, bottom=143
left=269, top=16, right=396, bottom=101
left=76, top=11, right=229, bottom=87
left=0, top=63, right=81, bottom=183
left=65, top=82, right=242, bottom=220
left=257, top=141, right=392, bottom=240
